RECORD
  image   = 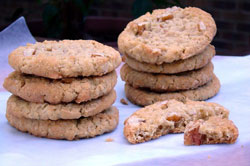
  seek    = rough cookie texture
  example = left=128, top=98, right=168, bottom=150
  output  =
left=184, top=117, right=238, bottom=145
left=125, top=45, right=215, bottom=74
left=121, top=62, right=213, bottom=92
left=124, top=99, right=229, bottom=144
left=6, top=106, right=119, bottom=140
left=7, top=90, right=116, bottom=120
left=118, top=7, right=216, bottom=64
left=125, top=74, right=220, bottom=106
left=4, top=71, right=117, bottom=104
left=9, top=40, right=121, bottom=79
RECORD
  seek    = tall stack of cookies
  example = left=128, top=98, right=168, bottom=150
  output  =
left=4, top=40, right=121, bottom=140
left=118, top=7, right=220, bottom=106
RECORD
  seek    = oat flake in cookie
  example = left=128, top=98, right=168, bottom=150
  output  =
left=118, top=7, right=216, bottom=64
left=9, top=40, right=121, bottom=79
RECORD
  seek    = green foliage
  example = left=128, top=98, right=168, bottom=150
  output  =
left=41, top=0, right=95, bottom=39
left=132, top=0, right=183, bottom=18
left=43, top=2, right=62, bottom=38
left=132, top=0, right=153, bottom=18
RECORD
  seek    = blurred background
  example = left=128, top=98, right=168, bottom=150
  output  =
left=0, top=0, right=249, bottom=56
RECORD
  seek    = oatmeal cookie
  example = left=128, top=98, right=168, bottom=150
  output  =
left=121, top=62, right=213, bottom=92
left=118, top=7, right=216, bottom=64
left=124, top=99, right=229, bottom=144
left=125, top=74, right=220, bottom=106
left=124, top=45, right=215, bottom=74
left=9, top=40, right=121, bottom=79
left=7, top=90, right=116, bottom=120
left=6, top=106, right=119, bottom=140
left=4, top=71, right=117, bottom=104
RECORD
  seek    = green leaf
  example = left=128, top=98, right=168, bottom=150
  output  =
left=73, top=0, right=86, bottom=13
left=42, top=3, right=62, bottom=38
left=42, top=4, right=59, bottom=24
left=132, top=0, right=153, bottom=18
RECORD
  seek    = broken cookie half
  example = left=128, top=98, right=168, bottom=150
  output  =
left=123, top=99, right=229, bottom=144
left=184, top=116, right=238, bottom=145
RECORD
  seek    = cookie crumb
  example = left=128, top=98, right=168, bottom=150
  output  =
left=120, top=98, right=128, bottom=105
left=122, top=55, right=126, bottom=62
left=208, top=155, right=211, bottom=159
left=105, top=138, right=114, bottom=142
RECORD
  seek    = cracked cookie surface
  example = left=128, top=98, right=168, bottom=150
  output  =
left=6, top=106, right=119, bottom=140
left=118, top=7, right=216, bottom=64
left=124, top=45, right=215, bottom=74
left=124, top=99, right=229, bottom=144
left=121, top=62, right=213, bottom=92
left=125, top=74, right=220, bottom=106
left=4, top=71, right=117, bottom=104
left=7, top=90, right=116, bottom=120
left=184, top=116, right=238, bottom=145
left=9, top=40, right=121, bottom=79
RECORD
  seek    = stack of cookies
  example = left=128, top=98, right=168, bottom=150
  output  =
left=118, top=7, right=220, bottom=106
left=4, top=40, right=121, bottom=140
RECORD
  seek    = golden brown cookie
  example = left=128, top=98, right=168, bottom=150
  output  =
left=124, top=99, right=229, bottom=144
left=184, top=117, right=238, bottom=145
left=7, top=90, right=116, bottom=120
left=118, top=7, right=216, bottom=64
left=124, top=45, right=215, bottom=74
left=125, top=74, right=220, bottom=106
left=9, top=40, right=121, bottom=79
left=4, top=71, right=117, bottom=104
left=6, top=106, right=119, bottom=140
left=121, top=62, right=213, bottom=92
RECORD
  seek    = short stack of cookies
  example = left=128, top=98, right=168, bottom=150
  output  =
left=118, top=7, right=220, bottom=106
left=4, top=40, right=121, bottom=140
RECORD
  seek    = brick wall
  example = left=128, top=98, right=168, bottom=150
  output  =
left=0, top=0, right=249, bottom=55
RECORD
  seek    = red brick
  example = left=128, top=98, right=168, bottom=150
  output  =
left=215, top=48, right=233, bottom=55
left=222, top=11, right=250, bottom=22
left=180, top=0, right=212, bottom=8
left=215, top=30, right=224, bottom=38
left=212, top=40, right=234, bottom=50
left=221, top=32, right=248, bottom=42
left=101, top=10, right=118, bottom=17
left=237, top=23, right=250, bottom=32
left=239, top=2, right=250, bottom=12
left=235, top=43, right=249, bottom=49
left=117, top=11, right=133, bottom=18
left=205, top=9, right=222, bottom=19
left=212, top=0, right=236, bottom=10
left=215, top=48, right=249, bottom=56
left=216, top=20, right=236, bottom=30
left=234, top=43, right=250, bottom=55
left=89, top=9, right=99, bottom=16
